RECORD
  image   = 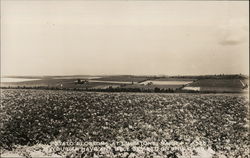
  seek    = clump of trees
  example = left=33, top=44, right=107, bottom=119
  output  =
left=87, top=86, right=175, bottom=93
left=0, top=86, right=176, bottom=93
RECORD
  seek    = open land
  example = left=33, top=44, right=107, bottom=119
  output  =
left=0, top=89, right=249, bottom=157
left=0, top=74, right=249, bottom=157
left=0, top=74, right=248, bottom=93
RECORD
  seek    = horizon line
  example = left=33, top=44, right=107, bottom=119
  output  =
left=1, top=73, right=248, bottom=78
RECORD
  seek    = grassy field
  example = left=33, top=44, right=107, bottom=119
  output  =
left=0, top=89, right=249, bottom=157
left=154, top=78, right=195, bottom=81
left=121, top=84, right=183, bottom=90
left=93, top=75, right=149, bottom=83
left=0, top=76, right=186, bottom=91
left=1, top=75, right=248, bottom=93
left=188, top=79, right=243, bottom=88
left=0, top=79, right=124, bottom=89
left=184, top=79, right=246, bottom=93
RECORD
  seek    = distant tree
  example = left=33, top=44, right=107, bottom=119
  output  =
left=77, top=79, right=81, bottom=84
left=154, top=87, right=160, bottom=93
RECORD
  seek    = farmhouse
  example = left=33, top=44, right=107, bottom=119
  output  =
left=75, top=79, right=89, bottom=84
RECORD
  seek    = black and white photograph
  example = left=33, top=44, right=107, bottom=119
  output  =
left=0, top=0, right=249, bottom=157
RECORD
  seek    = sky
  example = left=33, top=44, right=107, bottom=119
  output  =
left=1, top=0, right=249, bottom=76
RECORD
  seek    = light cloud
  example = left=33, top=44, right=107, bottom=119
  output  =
left=218, top=19, right=248, bottom=46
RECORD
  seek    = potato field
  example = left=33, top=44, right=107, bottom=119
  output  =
left=0, top=89, right=249, bottom=157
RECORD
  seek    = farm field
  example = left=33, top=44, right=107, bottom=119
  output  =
left=154, top=78, right=195, bottom=81
left=0, top=78, right=125, bottom=89
left=1, top=76, right=248, bottom=93
left=93, top=75, right=149, bottom=83
left=184, top=79, right=247, bottom=93
left=121, top=84, right=183, bottom=90
left=188, top=79, right=244, bottom=88
left=0, top=78, right=42, bottom=83
left=140, top=80, right=192, bottom=85
left=0, top=89, right=249, bottom=157
left=0, top=76, right=142, bottom=87
left=0, top=76, right=189, bottom=91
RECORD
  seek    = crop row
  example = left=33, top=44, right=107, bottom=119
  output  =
left=0, top=89, right=249, bottom=157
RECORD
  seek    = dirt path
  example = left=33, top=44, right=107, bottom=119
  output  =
left=240, top=80, right=245, bottom=87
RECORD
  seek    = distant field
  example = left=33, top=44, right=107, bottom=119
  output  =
left=1, top=76, right=248, bottom=93
left=140, top=80, right=192, bottom=85
left=0, top=78, right=41, bottom=83
left=0, top=78, right=132, bottom=90
left=200, top=87, right=244, bottom=93
left=1, top=79, right=74, bottom=87
left=94, top=76, right=149, bottom=82
left=122, top=84, right=183, bottom=90
left=184, top=79, right=246, bottom=93
left=188, top=79, right=243, bottom=88
left=89, top=80, right=132, bottom=84
left=154, top=78, right=195, bottom=81
left=57, top=81, right=122, bottom=89
left=52, top=76, right=101, bottom=80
